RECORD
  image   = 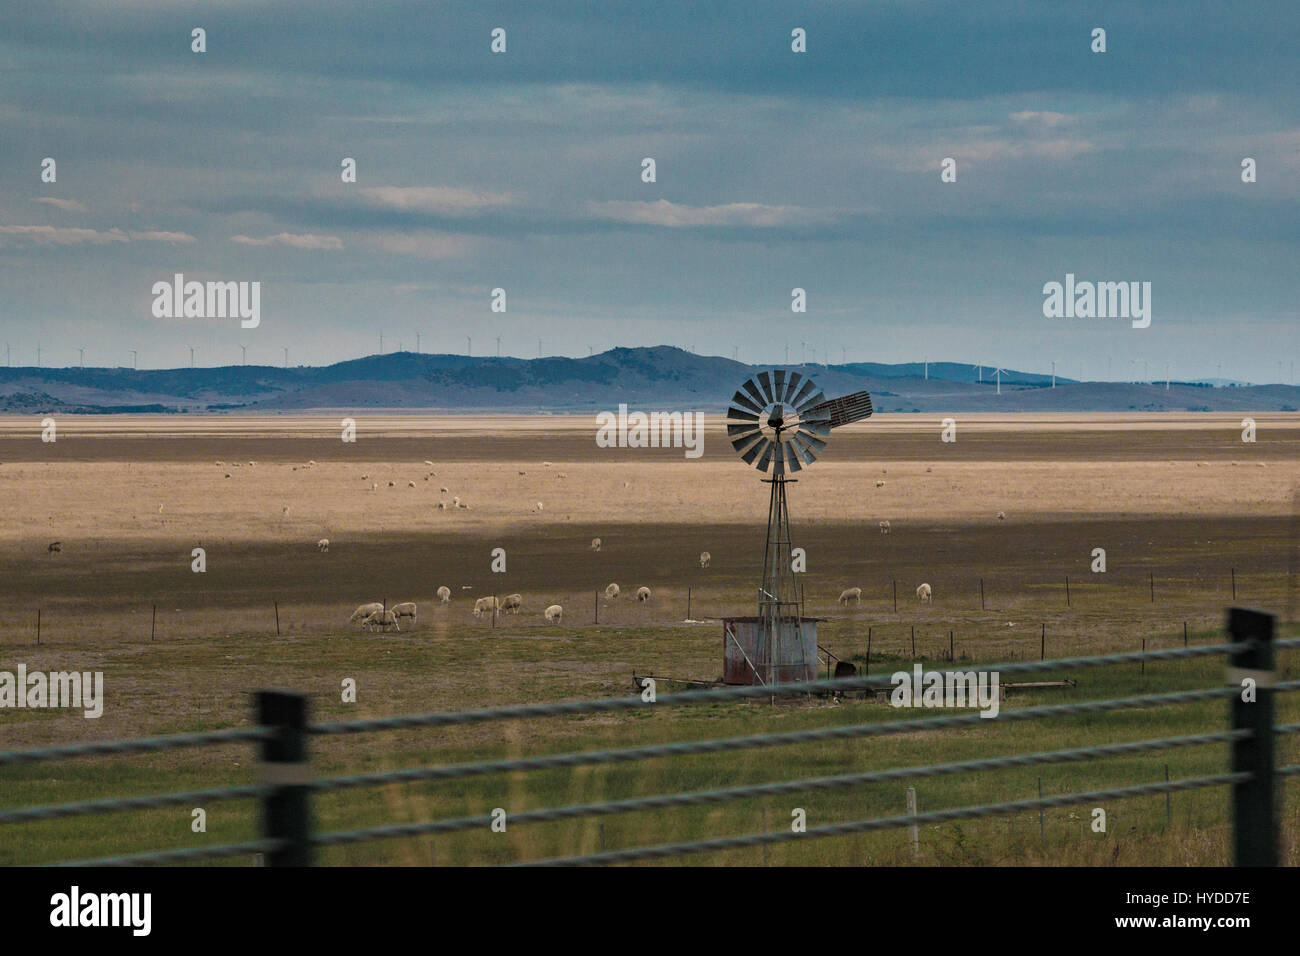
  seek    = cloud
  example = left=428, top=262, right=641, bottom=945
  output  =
left=30, top=197, right=87, bottom=212
left=364, top=231, right=476, bottom=259
left=357, top=186, right=513, bottom=216
left=584, top=199, right=828, bottom=228
left=231, top=232, right=343, bottom=250
left=129, top=230, right=196, bottom=242
left=1009, top=111, right=1072, bottom=127
left=0, top=225, right=194, bottom=245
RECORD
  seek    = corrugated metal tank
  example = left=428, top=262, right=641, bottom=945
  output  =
left=722, top=616, right=820, bottom=685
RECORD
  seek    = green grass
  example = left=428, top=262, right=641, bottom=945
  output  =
left=2, top=619, right=1296, bottom=866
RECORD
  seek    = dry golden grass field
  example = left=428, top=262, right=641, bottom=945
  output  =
left=0, top=412, right=1297, bottom=866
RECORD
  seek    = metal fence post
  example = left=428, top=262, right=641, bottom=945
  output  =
left=1227, top=608, right=1276, bottom=866
left=257, top=690, right=312, bottom=866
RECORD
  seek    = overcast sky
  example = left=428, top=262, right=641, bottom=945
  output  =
left=1, top=1, right=1297, bottom=382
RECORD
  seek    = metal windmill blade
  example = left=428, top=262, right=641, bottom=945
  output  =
left=727, top=370, right=869, bottom=474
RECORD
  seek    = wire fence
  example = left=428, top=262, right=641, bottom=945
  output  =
left=2, top=608, right=1295, bottom=866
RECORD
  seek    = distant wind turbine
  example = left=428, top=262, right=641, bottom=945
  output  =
left=129, top=349, right=137, bottom=369
left=188, top=346, right=198, bottom=368
left=495, top=336, right=501, bottom=358
left=416, top=331, right=420, bottom=354
left=992, top=367, right=1007, bottom=396
left=1051, top=361, right=1055, bottom=389
left=78, top=347, right=84, bottom=368
left=466, top=336, right=471, bottom=357
left=282, top=347, right=289, bottom=368
left=240, top=345, right=247, bottom=366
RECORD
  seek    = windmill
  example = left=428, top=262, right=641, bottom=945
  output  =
left=991, top=367, right=1007, bottom=395
left=723, top=369, right=873, bottom=687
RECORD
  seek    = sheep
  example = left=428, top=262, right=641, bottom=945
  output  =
left=544, top=604, right=563, bottom=624
left=636, top=586, right=651, bottom=602
left=407, top=481, right=415, bottom=488
left=452, top=496, right=460, bottom=507
left=591, top=537, right=602, bottom=552
left=501, top=593, right=522, bottom=614
left=437, top=502, right=446, bottom=510
left=391, top=602, right=417, bottom=625
left=875, top=480, right=885, bottom=488
left=878, top=521, right=890, bottom=535
left=605, top=583, right=620, bottom=600
left=350, top=602, right=385, bottom=624
left=388, top=481, right=395, bottom=487
left=535, top=501, right=544, bottom=511
left=996, top=511, right=1006, bottom=520
left=473, top=596, right=500, bottom=618
left=838, top=587, right=862, bottom=606
left=423, top=460, right=434, bottom=466
left=916, top=583, right=932, bottom=603
left=699, top=551, right=711, bottom=568
left=47, top=541, right=62, bottom=555
left=317, top=538, right=329, bottom=553
left=363, top=609, right=400, bottom=632
left=437, top=586, right=451, bottom=603
left=440, top=487, right=449, bottom=493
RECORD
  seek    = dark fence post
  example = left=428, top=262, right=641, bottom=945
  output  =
left=1228, top=608, right=1276, bottom=867
left=257, top=690, right=312, bottom=866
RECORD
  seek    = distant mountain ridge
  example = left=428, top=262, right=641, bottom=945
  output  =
left=0, top=347, right=1294, bottom=413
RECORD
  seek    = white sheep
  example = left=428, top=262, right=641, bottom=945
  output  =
left=699, top=551, right=711, bottom=568
left=473, top=596, right=500, bottom=618
left=916, top=583, right=932, bottom=603
left=605, top=583, right=620, bottom=600
left=591, top=537, right=602, bottom=552
left=437, top=586, right=451, bottom=603
left=875, top=480, right=885, bottom=488
left=391, top=602, right=417, bottom=625
left=996, top=511, right=1006, bottom=520
left=363, top=609, right=400, bottom=632
left=349, top=602, right=384, bottom=624
left=636, top=586, right=651, bottom=602
left=838, top=587, right=862, bottom=606
left=502, top=593, right=522, bottom=614
left=47, top=541, right=62, bottom=555
left=544, top=604, right=563, bottom=624
left=440, top=486, right=449, bottom=493
left=878, top=521, right=890, bottom=535
left=452, top=496, right=460, bottom=507
left=408, top=481, right=415, bottom=488
left=317, top=538, right=329, bottom=552
left=424, top=460, right=434, bottom=466
left=535, top=501, right=544, bottom=511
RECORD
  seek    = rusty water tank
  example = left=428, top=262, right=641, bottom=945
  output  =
left=722, top=616, right=822, bottom=685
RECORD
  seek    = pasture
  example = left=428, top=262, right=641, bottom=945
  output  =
left=0, top=412, right=1297, bottom=865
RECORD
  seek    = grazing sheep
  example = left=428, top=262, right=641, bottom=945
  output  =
left=388, top=481, right=395, bottom=487
left=440, top=487, right=449, bottom=493
left=878, top=521, right=890, bottom=535
left=363, top=609, right=400, bottom=632
left=875, top=480, right=885, bottom=488
left=317, top=538, right=329, bottom=552
left=591, top=537, right=602, bottom=552
left=407, top=481, right=415, bottom=488
left=535, top=501, right=544, bottom=511
left=502, top=593, right=522, bottom=614
left=391, top=602, right=417, bottom=625
left=424, top=460, right=434, bottom=466
left=605, top=583, right=620, bottom=600
left=996, top=511, right=1006, bottom=520
left=916, top=583, right=932, bottom=603
left=47, top=541, right=62, bottom=555
left=437, top=502, right=446, bottom=510
left=636, top=586, right=651, bottom=602
left=452, top=496, right=460, bottom=507
left=225, top=473, right=231, bottom=478
left=699, top=551, right=711, bottom=568
left=437, top=586, right=451, bottom=603
left=544, top=604, right=563, bottom=624
left=350, top=602, right=384, bottom=624
left=838, top=587, right=862, bottom=606
left=473, top=596, right=500, bottom=618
